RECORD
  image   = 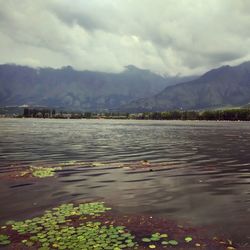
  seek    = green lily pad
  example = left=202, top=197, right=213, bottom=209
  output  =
left=160, top=233, right=168, bottom=238
left=169, top=240, right=178, bottom=245
left=161, top=241, right=168, bottom=245
left=185, top=236, right=193, bottom=243
left=0, top=234, right=11, bottom=245
left=149, top=245, right=156, bottom=249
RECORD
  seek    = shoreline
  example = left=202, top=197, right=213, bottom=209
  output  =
left=1, top=117, right=250, bottom=122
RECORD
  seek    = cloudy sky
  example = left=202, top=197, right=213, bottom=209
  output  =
left=0, top=0, right=250, bottom=76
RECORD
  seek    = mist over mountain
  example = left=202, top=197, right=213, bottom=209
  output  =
left=121, top=61, right=250, bottom=112
left=0, top=64, right=195, bottom=111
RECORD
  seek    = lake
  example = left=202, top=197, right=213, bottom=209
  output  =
left=0, top=118, right=249, bottom=246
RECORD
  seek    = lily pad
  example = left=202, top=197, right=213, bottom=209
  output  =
left=142, top=238, right=151, bottom=242
left=168, top=240, right=178, bottom=245
left=185, top=236, right=193, bottom=243
left=149, top=244, right=156, bottom=249
left=0, top=234, right=11, bottom=245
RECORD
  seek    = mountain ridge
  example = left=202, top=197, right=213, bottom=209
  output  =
left=0, top=64, right=195, bottom=111
left=121, top=61, right=250, bottom=112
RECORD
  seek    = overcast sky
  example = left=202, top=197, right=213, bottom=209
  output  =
left=0, top=0, right=250, bottom=76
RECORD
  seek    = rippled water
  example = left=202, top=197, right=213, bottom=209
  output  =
left=0, top=118, right=250, bottom=245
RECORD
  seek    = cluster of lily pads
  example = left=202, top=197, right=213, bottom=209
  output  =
left=21, top=166, right=62, bottom=178
left=1, top=202, right=137, bottom=249
left=19, top=222, right=135, bottom=250
left=141, top=232, right=192, bottom=248
left=0, top=201, right=233, bottom=249
left=17, top=161, right=120, bottom=180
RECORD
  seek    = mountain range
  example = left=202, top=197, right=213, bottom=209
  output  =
left=0, top=64, right=193, bottom=111
left=1, top=62, right=250, bottom=112
left=122, top=61, right=250, bottom=112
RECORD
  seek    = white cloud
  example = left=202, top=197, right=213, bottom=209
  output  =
left=0, top=0, right=250, bottom=75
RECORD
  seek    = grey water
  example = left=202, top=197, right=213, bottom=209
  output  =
left=0, top=118, right=250, bottom=245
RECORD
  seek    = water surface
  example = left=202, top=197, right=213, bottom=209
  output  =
left=0, top=118, right=249, bottom=245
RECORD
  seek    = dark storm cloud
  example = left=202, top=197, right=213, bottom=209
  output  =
left=0, top=0, right=250, bottom=75
left=207, top=52, right=245, bottom=64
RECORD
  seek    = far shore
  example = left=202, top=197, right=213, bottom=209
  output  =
left=1, top=106, right=250, bottom=121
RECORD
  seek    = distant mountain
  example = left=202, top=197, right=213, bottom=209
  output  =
left=0, top=64, right=195, bottom=111
left=122, top=61, right=250, bottom=112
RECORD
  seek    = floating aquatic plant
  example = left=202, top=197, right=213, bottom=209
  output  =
left=0, top=201, right=236, bottom=249
left=160, top=233, right=168, bottom=238
left=31, top=166, right=62, bottom=178
left=140, top=233, right=182, bottom=248
left=32, top=222, right=135, bottom=249
left=150, top=232, right=161, bottom=241
left=142, top=233, right=168, bottom=244
left=23, top=166, right=62, bottom=178
left=142, top=238, right=151, bottom=242
left=149, top=244, right=156, bottom=248
left=2, top=202, right=137, bottom=249
left=161, top=241, right=168, bottom=245
left=168, top=239, right=178, bottom=245
left=185, top=236, right=193, bottom=243
left=0, top=234, right=11, bottom=245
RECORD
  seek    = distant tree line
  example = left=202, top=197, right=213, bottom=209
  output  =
left=132, top=109, right=250, bottom=121
left=22, top=108, right=250, bottom=121
left=23, top=108, right=129, bottom=119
